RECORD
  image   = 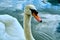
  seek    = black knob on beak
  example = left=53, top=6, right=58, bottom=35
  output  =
left=40, top=20, right=42, bottom=23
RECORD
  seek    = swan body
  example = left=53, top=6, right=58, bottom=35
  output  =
left=0, top=15, right=25, bottom=40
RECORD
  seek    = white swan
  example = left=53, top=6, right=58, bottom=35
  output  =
left=24, top=5, right=42, bottom=40
left=0, top=4, right=42, bottom=40
left=0, top=15, right=25, bottom=40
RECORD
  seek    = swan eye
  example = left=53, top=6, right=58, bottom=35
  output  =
left=30, top=9, right=38, bottom=15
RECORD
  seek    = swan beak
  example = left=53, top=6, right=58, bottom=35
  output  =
left=32, top=13, right=42, bottom=22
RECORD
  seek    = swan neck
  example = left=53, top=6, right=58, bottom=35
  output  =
left=24, top=14, right=34, bottom=40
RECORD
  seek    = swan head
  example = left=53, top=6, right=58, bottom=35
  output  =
left=24, top=4, right=42, bottom=22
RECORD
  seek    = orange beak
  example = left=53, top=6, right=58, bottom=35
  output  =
left=32, top=13, right=42, bottom=22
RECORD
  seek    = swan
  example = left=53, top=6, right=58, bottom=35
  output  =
left=0, top=4, right=42, bottom=40
left=24, top=5, right=42, bottom=40
left=0, top=15, right=25, bottom=40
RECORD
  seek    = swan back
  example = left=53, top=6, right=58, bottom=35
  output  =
left=0, top=14, right=25, bottom=40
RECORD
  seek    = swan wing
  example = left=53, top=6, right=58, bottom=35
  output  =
left=0, top=14, right=25, bottom=40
